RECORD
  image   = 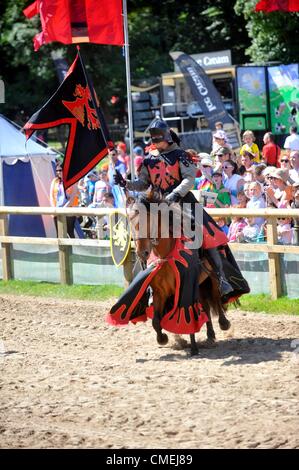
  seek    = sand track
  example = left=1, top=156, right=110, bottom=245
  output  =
left=0, top=294, right=298, bottom=449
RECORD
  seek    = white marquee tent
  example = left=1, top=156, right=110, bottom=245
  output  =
left=0, top=114, right=58, bottom=236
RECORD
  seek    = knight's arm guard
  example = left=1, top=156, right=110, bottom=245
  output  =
left=126, top=164, right=151, bottom=192
left=173, top=157, right=196, bottom=197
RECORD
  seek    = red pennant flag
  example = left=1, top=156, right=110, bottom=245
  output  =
left=255, top=0, right=299, bottom=11
left=23, top=1, right=38, bottom=18
left=23, top=0, right=124, bottom=51
left=24, top=53, right=110, bottom=189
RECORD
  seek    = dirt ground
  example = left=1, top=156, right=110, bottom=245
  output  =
left=0, top=294, right=298, bottom=449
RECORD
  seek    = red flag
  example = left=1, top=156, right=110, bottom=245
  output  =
left=23, top=1, right=38, bottom=18
left=255, top=0, right=299, bottom=11
left=23, top=53, right=110, bottom=189
left=23, top=0, right=124, bottom=51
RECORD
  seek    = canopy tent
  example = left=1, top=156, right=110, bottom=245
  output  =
left=0, top=114, right=57, bottom=237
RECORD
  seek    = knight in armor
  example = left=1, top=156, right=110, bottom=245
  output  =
left=114, top=119, right=239, bottom=299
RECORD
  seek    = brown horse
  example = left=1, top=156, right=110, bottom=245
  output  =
left=128, top=191, right=231, bottom=355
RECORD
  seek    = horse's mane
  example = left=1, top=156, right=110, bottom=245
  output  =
left=130, top=189, right=192, bottom=238
left=137, top=190, right=164, bottom=210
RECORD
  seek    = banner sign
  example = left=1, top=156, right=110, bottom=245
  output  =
left=268, top=64, right=299, bottom=134
left=170, top=51, right=233, bottom=129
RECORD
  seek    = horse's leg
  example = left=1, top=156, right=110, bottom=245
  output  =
left=204, top=302, right=216, bottom=342
left=152, top=290, right=168, bottom=346
left=218, top=309, right=231, bottom=331
left=189, top=334, right=198, bottom=356
left=209, top=277, right=231, bottom=331
left=198, top=295, right=217, bottom=348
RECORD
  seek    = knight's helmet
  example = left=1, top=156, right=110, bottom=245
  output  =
left=149, top=119, right=173, bottom=143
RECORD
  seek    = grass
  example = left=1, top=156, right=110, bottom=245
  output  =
left=0, top=280, right=123, bottom=301
left=231, top=294, right=299, bottom=315
left=0, top=281, right=298, bottom=314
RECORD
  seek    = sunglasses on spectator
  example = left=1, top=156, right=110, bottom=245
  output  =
left=223, top=165, right=233, bottom=169
left=280, top=159, right=289, bottom=162
left=202, top=165, right=212, bottom=168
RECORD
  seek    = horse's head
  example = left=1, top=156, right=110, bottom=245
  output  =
left=127, top=190, right=156, bottom=263
left=127, top=188, right=177, bottom=263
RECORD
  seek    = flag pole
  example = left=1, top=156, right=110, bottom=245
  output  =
left=122, top=0, right=135, bottom=181
left=76, top=47, right=128, bottom=208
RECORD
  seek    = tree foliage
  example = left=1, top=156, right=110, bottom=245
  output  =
left=235, top=0, right=299, bottom=64
left=1, top=0, right=298, bottom=126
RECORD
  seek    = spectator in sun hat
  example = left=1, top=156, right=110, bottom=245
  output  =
left=265, top=168, right=291, bottom=208
left=212, top=130, right=231, bottom=154
left=198, top=152, right=211, bottom=161
left=195, top=156, right=214, bottom=191
left=213, top=146, right=231, bottom=172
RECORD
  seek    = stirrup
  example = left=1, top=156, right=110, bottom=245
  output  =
left=218, top=277, right=234, bottom=297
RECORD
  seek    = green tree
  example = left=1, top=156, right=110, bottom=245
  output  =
left=0, top=0, right=250, bottom=124
left=235, top=0, right=299, bottom=64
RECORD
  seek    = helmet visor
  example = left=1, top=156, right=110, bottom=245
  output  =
left=150, top=128, right=166, bottom=143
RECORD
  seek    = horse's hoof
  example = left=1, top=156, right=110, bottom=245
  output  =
left=157, top=333, right=168, bottom=346
left=197, top=338, right=217, bottom=349
left=219, top=318, right=231, bottom=331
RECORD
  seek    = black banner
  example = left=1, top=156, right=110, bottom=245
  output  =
left=170, top=51, right=233, bottom=129
left=24, top=53, right=109, bottom=189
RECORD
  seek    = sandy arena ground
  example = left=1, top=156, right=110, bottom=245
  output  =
left=0, top=294, right=298, bottom=449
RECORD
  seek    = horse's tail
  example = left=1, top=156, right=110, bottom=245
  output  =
left=199, top=277, right=227, bottom=318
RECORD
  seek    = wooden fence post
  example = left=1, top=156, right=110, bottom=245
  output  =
left=0, top=214, right=13, bottom=281
left=57, top=215, right=73, bottom=285
left=267, top=216, right=281, bottom=300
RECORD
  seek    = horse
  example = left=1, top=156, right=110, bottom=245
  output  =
left=127, top=190, right=231, bottom=356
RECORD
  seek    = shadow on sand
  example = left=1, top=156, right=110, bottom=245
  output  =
left=142, top=337, right=296, bottom=365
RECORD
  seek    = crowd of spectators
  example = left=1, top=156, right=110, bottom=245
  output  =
left=189, top=124, right=299, bottom=245
left=54, top=124, right=299, bottom=244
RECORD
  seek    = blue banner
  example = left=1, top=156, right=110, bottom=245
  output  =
left=170, top=51, right=233, bottom=129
